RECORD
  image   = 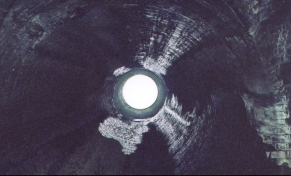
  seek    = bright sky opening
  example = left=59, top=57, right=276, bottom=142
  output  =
left=122, top=74, right=158, bottom=109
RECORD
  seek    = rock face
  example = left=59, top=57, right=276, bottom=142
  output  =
left=0, top=0, right=291, bottom=174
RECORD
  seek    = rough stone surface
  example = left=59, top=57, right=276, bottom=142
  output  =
left=1, top=0, right=291, bottom=174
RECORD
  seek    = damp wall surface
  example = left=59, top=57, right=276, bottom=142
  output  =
left=0, top=0, right=291, bottom=174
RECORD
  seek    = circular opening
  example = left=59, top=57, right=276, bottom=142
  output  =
left=114, top=68, right=167, bottom=119
left=122, top=74, right=158, bottom=109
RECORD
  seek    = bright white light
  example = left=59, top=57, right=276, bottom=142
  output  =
left=122, top=74, right=158, bottom=109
